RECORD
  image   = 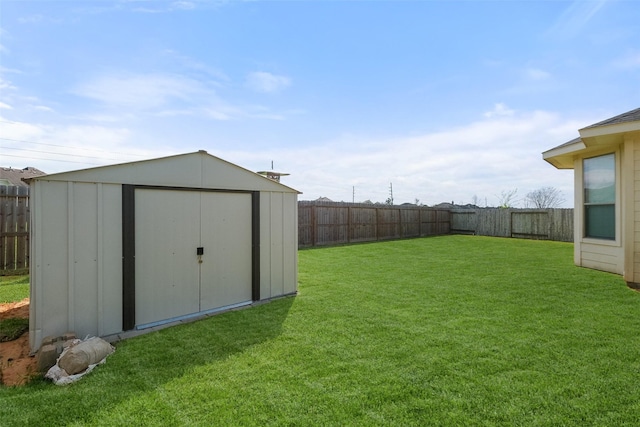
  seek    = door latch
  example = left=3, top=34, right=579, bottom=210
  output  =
left=197, top=247, right=204, bottom=263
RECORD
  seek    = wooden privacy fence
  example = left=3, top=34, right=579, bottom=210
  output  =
left=0, top=186, right=30, bottom=274
left=299, top=202, right=451, bottom=247
left=450, top=208, right=574, bottom=242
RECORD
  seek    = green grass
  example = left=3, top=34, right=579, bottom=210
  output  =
left=0, top=318, right=29, bottom=342
left=2, top=236, right=640, bottom=425
left=0, top=275, right=30, bottom=303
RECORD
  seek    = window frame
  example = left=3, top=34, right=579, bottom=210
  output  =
left=582, top=152, right=617, bottom=242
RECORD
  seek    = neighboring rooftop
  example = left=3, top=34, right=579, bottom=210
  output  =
left=0, top=167, right=47, bottom=187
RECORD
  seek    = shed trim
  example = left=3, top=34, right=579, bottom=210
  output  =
left=121, top=184, right=261, bottom=331
left=252, top=191, right=261, bottom=301
left=122, top=184, right=136, bottom=330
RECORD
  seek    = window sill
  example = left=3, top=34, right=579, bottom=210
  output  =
left=581, top=237, right=620, bottom=247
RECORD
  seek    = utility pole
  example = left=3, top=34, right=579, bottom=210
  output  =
left=389, top=182, right=394, bottom=205
left=352, top=186, right=355, bottom=203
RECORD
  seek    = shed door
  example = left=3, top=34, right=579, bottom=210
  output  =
left=135, top=189, right=252, bottom=327
left=200, top=192, right=252, bottom=311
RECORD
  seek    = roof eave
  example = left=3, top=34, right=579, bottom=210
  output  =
left=542, top=138, right=586, bottom=169
left=579, top=121, right=640, bottom=139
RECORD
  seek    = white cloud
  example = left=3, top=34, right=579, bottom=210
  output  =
left=245, top=71, right=291, bottom=93
left=0, top=102, right=13, bottom=110
left=71, top=71, right=288, bottom=121
left=0, top=76, right=17, bottom=91
left=524, top=68, right=551, bottom=81
left=73, top=73, right=212, bottom=110
left=613, top=51, right=640, bottom=69
left=220, top=109, right=577, bottom=207
left=484, top=103, right=514, bottom=118
left=172, top=1, right=196, bottom=10
left=18, top=14, right=45, bottom=24
left=32, top=105, right=54, bottom=112
left=0, top=117, right=170, bottom=173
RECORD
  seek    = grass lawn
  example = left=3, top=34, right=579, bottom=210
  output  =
left=1, top=235, right=640, bottom=425
left=0, top=275, right=29, bottom=303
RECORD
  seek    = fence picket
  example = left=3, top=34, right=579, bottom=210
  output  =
left=298, top=202, right=451, bottom=248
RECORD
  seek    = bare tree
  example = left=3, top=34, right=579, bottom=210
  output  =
left=497, top=188, right=518, bottom=208
left=525, top=187, right=565, bottom=208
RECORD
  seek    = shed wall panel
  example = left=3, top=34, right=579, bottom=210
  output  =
left=71, top=183, right=99, bottom=337
left=38, top=181, right=70, bottom=342
left=259, top=193, right=272, bottom=299
left=100, top=184, right=123, bottom=335
left=30, top=181, right=124, bottom=349
left=259, top=192, right=298, bottom=299
left=282, top=192, right=298, bottom=295
left=270, top=192, right=285, bottom=297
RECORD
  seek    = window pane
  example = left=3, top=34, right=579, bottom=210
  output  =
left=584, top=154, right=615, bottom=204
left=585, top=204, right=615, bottom=239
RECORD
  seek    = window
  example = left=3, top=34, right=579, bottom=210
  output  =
left=583, top=153, right=615, bottom=240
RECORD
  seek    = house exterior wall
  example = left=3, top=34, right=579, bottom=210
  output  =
left=628, top=133, right=640, bottom=284
left=29, top=152, right=299, bottom=352
left=544, top=109, right=640, bottom=285
left=573, top=146, right=625, bottom=276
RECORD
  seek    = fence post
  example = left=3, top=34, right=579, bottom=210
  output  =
left=348, top=206, right=352, bottom=243
left=311, top=204, right=317, bottom=247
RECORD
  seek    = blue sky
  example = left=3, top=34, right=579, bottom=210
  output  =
left=1, top=0, right=639, bottom=207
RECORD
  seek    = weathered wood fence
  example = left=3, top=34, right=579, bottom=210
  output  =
left=450, top=208, right=574, bottom=242
left=0, top=186, right=30, bottom=274
left=299, top=201, right=451, bottom=247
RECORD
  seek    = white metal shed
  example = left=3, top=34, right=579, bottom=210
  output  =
left=28, top=151, right=300, bottom=352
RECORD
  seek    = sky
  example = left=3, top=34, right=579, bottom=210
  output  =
left=1, top=0, right=639, bottom=207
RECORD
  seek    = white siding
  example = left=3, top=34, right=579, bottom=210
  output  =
left=632, top=136, right=640, bottom=283
left=580, top=242, right=624, bottom=274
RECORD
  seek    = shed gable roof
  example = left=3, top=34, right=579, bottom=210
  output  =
left=30, top=151, right=300, bottom=193
left=543, top=107, right=640, bottom=169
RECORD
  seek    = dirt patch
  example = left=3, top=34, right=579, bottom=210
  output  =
left=0, top=299, right=38, bottom=386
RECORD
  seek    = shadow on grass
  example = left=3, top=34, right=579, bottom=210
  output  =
left=0, top=296, right=295, bottom=426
